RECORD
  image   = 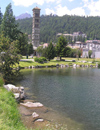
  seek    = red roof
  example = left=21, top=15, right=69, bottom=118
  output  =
left=33, top=7, right=41, bottom=10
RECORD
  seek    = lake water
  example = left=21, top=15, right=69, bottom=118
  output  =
left=16, top=68, right=100, bottom=130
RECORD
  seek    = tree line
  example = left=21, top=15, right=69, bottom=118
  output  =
left=16, top=14, right=100, bottom=43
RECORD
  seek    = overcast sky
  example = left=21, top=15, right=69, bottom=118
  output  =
left=1, top=0, right=100, bottom=17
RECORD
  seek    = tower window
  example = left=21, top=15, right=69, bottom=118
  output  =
left=35, top=24, right=39, bottom=28
left=35, top=19, right=39, bottom=22
left=35, top=13, right=39, bottom=17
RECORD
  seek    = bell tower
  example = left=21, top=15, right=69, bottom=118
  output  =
left=32, top=7, right=41, bottom=50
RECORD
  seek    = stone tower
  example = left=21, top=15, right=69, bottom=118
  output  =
left=32, top=7, right=41, bottom=50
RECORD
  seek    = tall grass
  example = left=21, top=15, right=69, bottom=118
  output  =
left=0, top=77, right=27, bottom=130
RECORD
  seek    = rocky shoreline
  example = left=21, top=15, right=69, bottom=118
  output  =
left=3, top=82, right=85, bottom=130
left=3, top=84, right=55, bottom=129
left=21, top=63, right=98, bottom=69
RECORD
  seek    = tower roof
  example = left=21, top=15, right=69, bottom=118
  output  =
left=32, top=6, right=41, bottom=10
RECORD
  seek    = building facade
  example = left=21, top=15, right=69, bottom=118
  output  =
left=68, top=40, right=100, bottom=58
left=32, top=7, right=41, bottom=50
left=82, top=40, right=100, bottom=58
left=57, top=31, right=87, bottom=41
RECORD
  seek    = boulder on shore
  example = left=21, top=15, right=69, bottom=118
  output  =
left=20, top=102, right=43, bottom=108
left=36, top=119, right=44, bottom=122
left=4, top=84, right=25, bottom=100
left=32, top=112, right=39, bottom=119
left=4, top=84, right=16, bottom=91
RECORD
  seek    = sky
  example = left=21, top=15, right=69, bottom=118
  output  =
left=1, top=0, right=100, bottom=17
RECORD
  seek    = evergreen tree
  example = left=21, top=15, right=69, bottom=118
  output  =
left=0, top=8, right=3, bottom=31
left=16, top=33, right=28, bottom=55
left=0, top=35, right=20, bottom=83
left=36, top=46, right=43, bottom=56
left=28, top=43, right=34, bottom=55
left=1, top=3, right=18, bottom=41
left=43, top=42, right=55, bottom=61
left=66, top=46, right=72, bottom=57
left=0, top=8, right=3, bottom=25
left=56, top=36, right=67, bottom=60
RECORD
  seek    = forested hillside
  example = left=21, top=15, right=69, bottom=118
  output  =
left=16, top=15, right=100, bottom=43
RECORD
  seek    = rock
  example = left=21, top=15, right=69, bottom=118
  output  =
left=36, top=119, right=44, bottom=122
left=77, top=64, right=80, bottom=67
left=60, top=64, right=65, bottom=68
left=19, top=90, right=25, bottom=100
left=12, top=87, right=19, bottom=93
left=32, top=66, right=35, bottom=68
left=65, top=64, right=69, bottom=67
left=4, top=84, right=16, bottom=91
left=80, top=64, right=84, bottom=67
left=14, top=93, right=20, bottom=99
left=4, top=84, right=25, bottom=100
left=85, top=65, right=88, bottom=67
left=20, top=102, right=43, bottom=108
left=90, top=65, right=93, bottom=67
left=32, top=112, right=39, bottom=119
left=73, top=64, right=76, bottom=68
left=56, top=64, right=59, bottom=67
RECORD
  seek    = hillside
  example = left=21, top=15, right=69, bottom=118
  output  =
left=16, top=15, right=100, bottom=43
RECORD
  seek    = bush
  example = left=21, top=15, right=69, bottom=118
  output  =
left=92, top=59, right=95, bottom=63
left=34, top=57, right=47, bottom=63
left=98, top=62, right=100, bottom=68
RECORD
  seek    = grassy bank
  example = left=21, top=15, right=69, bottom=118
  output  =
left=0, top=77, right=28, bottom=130
left=19, top=57, right=99, bottom=68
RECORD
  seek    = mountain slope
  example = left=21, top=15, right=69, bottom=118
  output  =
left=16, top=13, right=31, bottom=20
left=16, top=15, right=100, bottom=43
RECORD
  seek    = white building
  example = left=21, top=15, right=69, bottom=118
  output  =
left=82, top=40, right=100, bottom=58
left=57, top=31, right=86, bottom=40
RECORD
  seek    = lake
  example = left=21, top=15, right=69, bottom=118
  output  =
left=15, top=68, right=100, bottom=130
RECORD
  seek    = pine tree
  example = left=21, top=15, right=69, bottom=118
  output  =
left=0, top=35, right=20, bottom=83
left=0, top=8, right=3, bottom=30
left=1, top=3, right=18, bottom=41
left=44, top=42, right=55, bottom=61
left=56, top=36, right=67, bottom=60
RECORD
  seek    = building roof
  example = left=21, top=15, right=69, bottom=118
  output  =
left=86, top=40, right=100, bottom=43
left=33, top=7, right=41, bottom=10
left=75, top=41, right=82, bottom=44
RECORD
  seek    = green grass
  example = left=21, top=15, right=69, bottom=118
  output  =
left=19, top=57, right=99, bottom=68
left=0, top=77, right=28, bottom=130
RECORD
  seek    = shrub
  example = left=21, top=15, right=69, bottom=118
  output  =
left=34, top=57, right=47, bottom=63
left=92, top=59, right=95, bottom=63
left=98, top=62, right=100, bottom=68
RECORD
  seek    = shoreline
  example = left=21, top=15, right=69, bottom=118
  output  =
left=18, top=99, right=84, bottom=130
left=20, top=63, right=98, bottom=69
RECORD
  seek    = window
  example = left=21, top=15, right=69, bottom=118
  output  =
left=35, top=19, right=39, bottom=22
left=35, top=13, right=39, bottom=17
left=35, top=24, right=39, bottom=28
